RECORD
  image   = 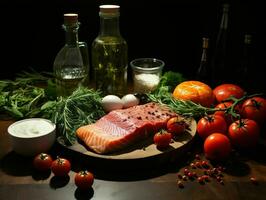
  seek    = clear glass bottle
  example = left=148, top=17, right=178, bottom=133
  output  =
left=53, top=13, right=88, bottom=97
left=91, top=5, right=128, bottom=96
left=196, top=37, right=211, bottom=85
left=211, top=4, right=230, bottom=86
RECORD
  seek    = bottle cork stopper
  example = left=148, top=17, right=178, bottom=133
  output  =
left=99, top=5, right=120, bottom=15
left=64, top=13, right=78, bottom=25
left=202, top=37, right=209, bottom=49
left=244, top=34, right=252, bottom=44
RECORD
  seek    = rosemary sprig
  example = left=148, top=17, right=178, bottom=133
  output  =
left=148, top=86, right=217, bottom=118
left=42, top=87, right=105, bottom=145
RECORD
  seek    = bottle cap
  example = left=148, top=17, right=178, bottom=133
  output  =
left=64, top=13, right=78, bottom=25
left=99, top=5, right=120, bottom=17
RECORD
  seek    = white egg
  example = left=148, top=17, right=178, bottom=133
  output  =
left=122, top=94, right=140, bottom=109
left=102, top=95, right=123, bottom=112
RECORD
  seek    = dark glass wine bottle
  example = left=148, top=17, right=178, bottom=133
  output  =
left=196, top=37, right=211, bottom=84
left=237, top=34, right=253, bottom=91
left=211, top=3, right=230, bottom=86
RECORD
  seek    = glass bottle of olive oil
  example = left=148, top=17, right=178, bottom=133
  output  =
left=53, top=13, right=88, bottom=97
left=91, top=5, right=128, bottom=96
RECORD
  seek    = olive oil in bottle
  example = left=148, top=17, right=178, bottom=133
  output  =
left=91, top=5, right=128, bottom=96
left=53, top=13, right=88, bottom=97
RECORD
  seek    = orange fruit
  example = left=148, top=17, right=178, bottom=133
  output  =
left=172, top=80, right=215, bottom=107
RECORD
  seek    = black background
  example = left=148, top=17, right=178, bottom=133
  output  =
left=0, top=0, right=265, bottom=92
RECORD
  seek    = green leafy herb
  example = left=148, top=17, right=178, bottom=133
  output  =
left=42, top=87, right=105, bottom=145
left=0, top=71, right=53, bottom=119
left=156, top=71, right=186, bottom=93
left=1, top=71, right=105, bottom=145
left=148, top=86, right=217, bottom=119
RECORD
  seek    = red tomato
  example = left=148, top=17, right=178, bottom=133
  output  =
left=228, top=119, right=260, bottom=148
left=214, top=102, right=241, bottom=125
left=196, top=115, right=227, bottom=139
left=166, top=117, right=186, bottom=135
left=33, top=153, right=53, bottom=171
left=241, top=97, right=266, bottom=125
left=153, top=130, right=172, bottom=149
left=213, top=83, right=245, bottom=103
left=204, top=133, right=231, bottom=160
left=51, top=157, right=71, bottom=176
left=75, top=170, right=94, bottom=190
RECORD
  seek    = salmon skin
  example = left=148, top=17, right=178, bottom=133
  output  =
left=76, top=102, right=176, bottom=154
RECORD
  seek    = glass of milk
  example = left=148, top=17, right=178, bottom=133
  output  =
left=130, top=58, right=164, bottom=93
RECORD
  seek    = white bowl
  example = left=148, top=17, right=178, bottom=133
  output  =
left=7, top=118, right=56, bottom=157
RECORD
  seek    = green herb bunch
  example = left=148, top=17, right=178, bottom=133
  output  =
left=0, top=71, right=54, bottom=119
left=0, top=71, right=105, bottom=145
left=42, top=87, right=105, bottom=144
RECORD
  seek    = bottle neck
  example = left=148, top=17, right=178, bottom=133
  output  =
left=63, top=24, right=79, bottom=46
left=220, top=6, right=229, bottom=30
left=99, top=15, right=120, bottom=36
left=201, top=48, right=207, bottom=62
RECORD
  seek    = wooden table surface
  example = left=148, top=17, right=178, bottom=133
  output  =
left=1, top=119, right=266, bottom=200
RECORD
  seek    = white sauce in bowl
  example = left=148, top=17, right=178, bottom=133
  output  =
left=8, top=118, right=55, bottom=138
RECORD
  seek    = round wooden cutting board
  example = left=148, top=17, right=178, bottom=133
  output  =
left=57, top=117, right=197, bottom=162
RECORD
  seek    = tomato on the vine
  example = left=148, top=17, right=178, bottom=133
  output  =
left=166, top=117, right=186, bottom=136
left=196, top=114, right=227, bottom=140
left=213, top=83, right=245, bottom=103
left=153, top=130, right=172, bottom=149
left=204, top=133, right=232, bottom=161
left=33, top=153, right=53, bottom=171
left=51, top=157, right=71, bottom=176
left=75, top=170, right=94, bottom=190
left=228, top=119, right=260, bottom=148
left=241, top=97, right=266, bottom=125
left=214, top=102, right=241, bottom=125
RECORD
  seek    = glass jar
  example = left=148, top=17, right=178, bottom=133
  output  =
left=130, top=58, right=164, bottom=93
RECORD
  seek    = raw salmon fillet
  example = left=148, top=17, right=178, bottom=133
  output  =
left=76, top=102, right=176, bottom=154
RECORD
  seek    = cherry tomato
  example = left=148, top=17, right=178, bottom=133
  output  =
left=204, top=133, right=231, bottom=160
left=153, top=130, right=172, bottom=149
left=75, top=170, right=94, bottom=190
left=33, top=153, right=53, bottom=171
left=213, top=83, right=245, bottom=103
left=196, top=114, right=227, bottom=140
left=166, top=117, right=186, bottom=135
left=228, top=119, right=260, bottom=148
left=51, top=157, right=71, bottom=176
left=241, top=97, right=266, bottom=125
left=214, top=102, right=241, bottom=125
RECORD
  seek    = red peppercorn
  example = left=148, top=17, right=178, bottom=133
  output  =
left=195, top=154, right=201, bottom=160
left=190, top=163, right=196, bottom=169
left=177, top=174, right=183, bottom=179
left=184, top=168, right=189, bottom=175
left=250, top=177, right=258, bottom=185
left=187, top=172, right=194, bottom=179
left=201, top=161, right=209, bottom=168
left=182, top=175, right=188, bottom=181
left=177, top=180, right=184, bottom=188
left=195, top=161, right=202, bottom=168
